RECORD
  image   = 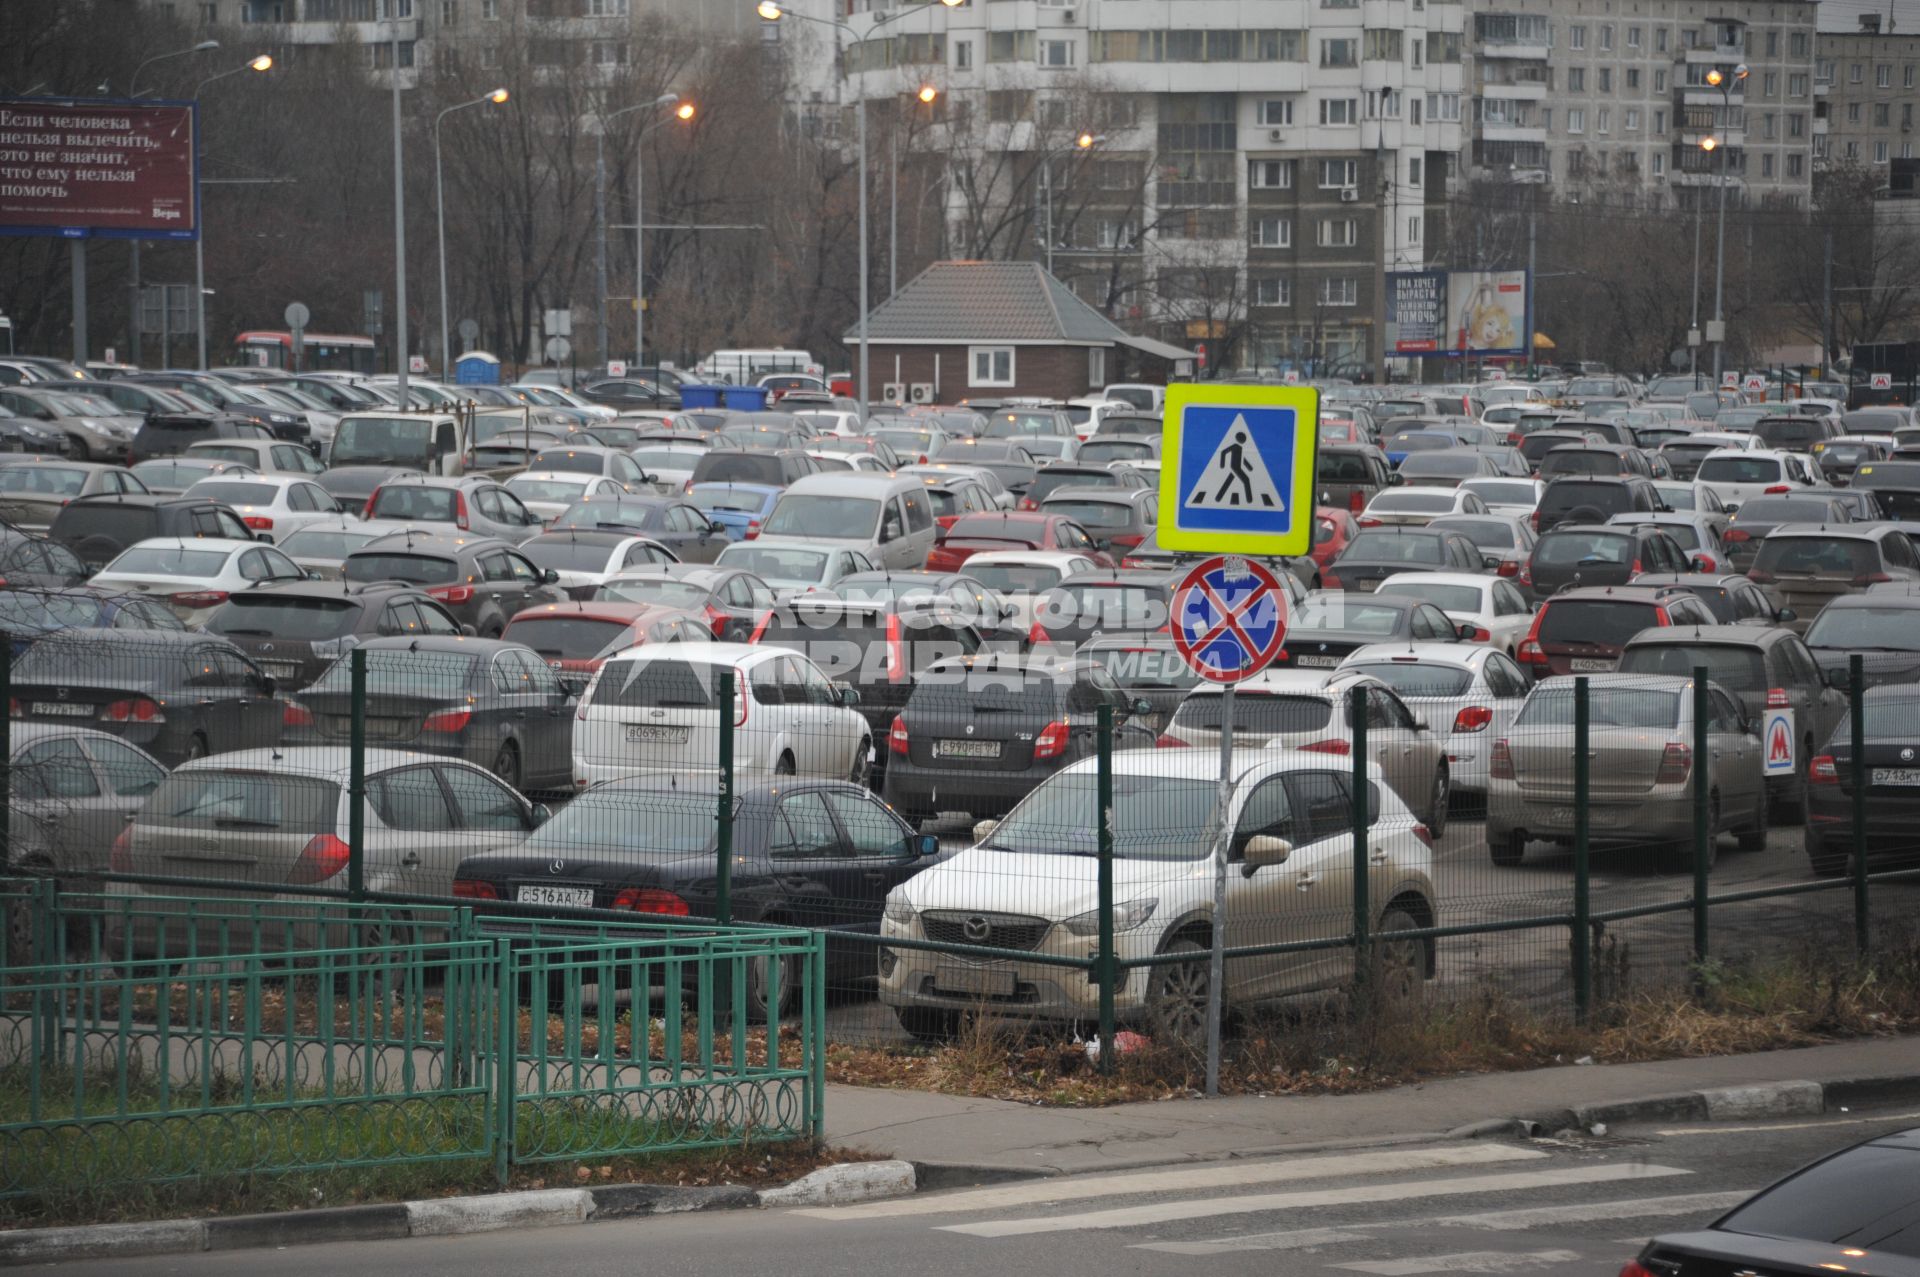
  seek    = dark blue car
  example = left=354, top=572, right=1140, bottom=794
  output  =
left=686, top=481, right=783, bottom=540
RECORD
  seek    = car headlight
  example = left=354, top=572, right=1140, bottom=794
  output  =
left=882, top=892, right=916, bottom=926
left=1062, top=898, right=1157, bottom=937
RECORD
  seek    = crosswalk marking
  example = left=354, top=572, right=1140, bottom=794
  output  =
left=1135, top=1227, right=1377, bottom=1255
left=1427, top=1191, right=1752, bottom=1232
left=936, top=1162, right=1693, bottom=1238
left=1334, top=1250, right=1585, bottom=1274
left=791, top=1143, right=1546, bottom=1221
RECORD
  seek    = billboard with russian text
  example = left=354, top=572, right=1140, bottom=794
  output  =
left=0, top=98, right=198, bottom=240
left=1385, top=270, right=1446, bottom=354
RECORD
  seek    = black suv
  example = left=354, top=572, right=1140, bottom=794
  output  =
left=341, top=532, right=567, bottom=637
left=48, top=494, right=258, bottom=570
left=129, top=414, right=274, bottom=465
left=1526, top=522, right=1694, bottom=597
left=1536, top=444, right=1654, bottom=483
left=202, top=580, right=468, bottom=691
left=1534, top=475, right=1666, bottom=534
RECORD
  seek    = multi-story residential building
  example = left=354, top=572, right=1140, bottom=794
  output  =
left=1464, top=0, right=1819, bottom=208
left=1817, top=7, right=1920, bottom=175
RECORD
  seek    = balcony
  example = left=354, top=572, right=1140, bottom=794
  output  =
left=1479, top=80, right=1548, bottom=100
left=1475, top=39, right=1549, bottom=60
left=1685, top=45, right=1748, bottom=65
left=1475, top=120, right=1545, bottom=143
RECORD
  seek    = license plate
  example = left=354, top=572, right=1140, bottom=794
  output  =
left=1569, top=658, right=1615, bottom=672
left=259, top=661, right=300, bottom=680
left=1872, top=768, right=1920, bottom=786
left=934, top=739, right=1001, bottom=759
left=934, top=964, right=1016, bottom=998
left=32, top=702, right=92, bottom=717
left=1294, top=655, right=1339, bottom=668
left=624, top=724, right=689, bottom=744
left=516, top=885, right=594, bottom=908
left=1549, top=807, right=1576, bottom=826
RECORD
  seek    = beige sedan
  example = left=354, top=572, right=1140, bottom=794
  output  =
left=0, top=459, right=148, bottom=531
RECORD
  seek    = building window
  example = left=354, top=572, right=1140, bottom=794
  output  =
left=1654, top=109, right=1666, bottom=134
left=1766, top=29, right=1779, bottom=55
left=1850, top=63, right=1863, bottom=84
left=1363, top=30, right=1403, bottom=61
left=1600, top=24, right=1613, bottom=50
left=586, top=0, right=627, bottom=13
left=1406, top=214, right=1421, bottom=243
left=481, top=0, right=496, bottom=16
left=1876, top=141, right=1890, bottom=164
left=1788, top=153, right=1804, bottom=176
left=1878, top=65, right=1893, bottom=88
left=1568, top=108, right=1585, bottom=134
left=1625, top=108, right=1640, bottom=131
left=1652, top=152, right=1665, bottom=176
left=1426, top=92, right=1461, bottom=121
left=1907, top=103, right=1916, bottom=127
left=1819, top=59, right=1835, bottom=82
left=1656, top=27, right=1668, bottom=52
left=987, top=89, right=1032, bottom=123
left=1845, top=141, right=1859, bottom=159
left=1654, top=69, right=1666, bottom=93
left=480, top=42, right=498, bottom=65
left=1908, top=65, right=1917, bottom=88
left=1568, top=68, right=1584, bottom=92
left=1039, top=39, right=1074, bottom=68
left=1788, top=112, right=1804, bottom=137
left=1789, top=73, right=1807, bottom=96
left=953, top=39, right=971, bottom=70
left=1257, top=99, right=1293, bottom=126
left=1762, top=152, right=1775, bottom=176
left=1570, top=25, right=1585, bottom=49
left=440, top=0, right=456, bottom=23
left=199, top=1, right=217, bottom=21
left=1317, top=218, right=1357, bottom=247
left=1318, top=158, right=1358, bottom=188
left=1319, top=98, right=1358, bottom=126
left=1848, top=102, right=1862, bottom=124
left=969, top=347, right=1015, bottom=387
left=1790, top=31, right=1808, bottom=57
left=1596, top=107, right=1610, bottom=133
left=1250, top=159, right=1294, bottom=189
left=1321, top=38, right=1356, bottom=68
left=1252, top=216, right=1291, bottom=247
left=1319, top=278, right=1358, bottom=307
left=1598, top=67, right=1611, bottom=93
left=1763, top=72, right=1777, bottom=96
left=1875, top=103, right=1890, bottom=126
left=1410, top=96, right=1422, bottom=125
left=1088, top=348, right=1105, bottom=387
left=1253, top=277, right=1290, bottom=306
left=1626, top=24, right=1641, bottom=48
left=1627, top=68, right=1640, bottom=90
left=1408, top=156, right=1422, bottom=185
left=1411, top=40, right=1423, bottom=68
left=1540, top=108, right=1550, bottom=130
left=593, top=40, right=627, bottom=65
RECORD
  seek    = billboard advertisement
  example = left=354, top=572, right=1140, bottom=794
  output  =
left=1450, top=270, right=1528, bottom=357
left=0, top=98, right=198, bottom=240
left=1385, top=270, right=1446, bottom=354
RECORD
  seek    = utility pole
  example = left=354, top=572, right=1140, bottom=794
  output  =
left=1372, top=139, right=1388, bottom=385
left=595, top=137, right=609, bottom=367
left=390, top=7, right=410, bottom=400
left=1690, top=194, right=1703, bottom=389
left=1822, top=226, right=1834, bottom=377
left=889, top=127, right=898, bottom=298
left=1525, top=207, right=1537, bottom=377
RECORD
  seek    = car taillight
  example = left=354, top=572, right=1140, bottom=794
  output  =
left=170, top=591, right=228, bottom=610
left=1411, top=823, right=1433, bottom=848
left=1630, top=559, right=1644, bottom=576
left=613, top=887, right=690, bottom=915
left=1809, top=754, right=1839, bottom=785
left=1465, top=625, right=1492, bottom=643
left=1767, top=687, right=1791, bottom=708
left=1019, top=497, right=1037, bottom=511
left=1694, top=553, right=1716, bottom=572
left=1490, top=738, right=1515, bottom=779
left=363, top=490, right=380, bottom=518
left=452, top=879, right=499, bottom=900
left=703, top=604, right=728, bottom=638
left=243, top=515, right=273, bottom=531
left=886, top=613, right=906, bottom=682
left=101, top=697, right=165, bottom=724
left=6, top=698, right=18, bottom=719
left=1110, top=533, right=1144, bottom=550
left=284, top=702, right=314, bottom=727
left=1655, top=742, right=1692, bottom=785
left=1723, top=528, right=1751, bottom=543
left=744, top=520, right=760, bottom=540
left=1763, top=484, right=1791, bottom=494
left=1519, top=560, right=1533, bottom=586
left=1452, top=705, right=1495, bottom=733
left=1530, top=509, right=1541, bottom=530
left=1301, top=738, right=1351, bottom=755
left=1154, top=734, right=1188, bottom=748
left=423, top=706, right=473, bottom=732
left=1496, top=560, right=1518, bottom=577
left=1348, top=490, right=1364, bottom=514
left=1854, top=572, right=1894, bottom=586
left=733, top=666, right=749, bottom=726
left=429, top=585, right=474, bottom=604
left=1617, top=1262, right=1662, bottom=1277
left=287, top=833, right=352, bottom=885
left=748, top=610, right=772, bottom=643
left=1033, top=720, right=1071, bottom=760
left=453, top=490, right=470, bottom=530
left=1027, top=621, right=1050, bottom=646
left=887, top=715, right=910, bottom=755
left=1322, top=570, right=1343, bottom=590
left=1358, top=517, right=1383, bottom=528
left=110, top=825, right=134, bottom=873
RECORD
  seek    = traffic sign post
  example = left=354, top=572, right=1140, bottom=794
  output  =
left=1158, top=383, right=1319, bottom=557
left=1169, top=554, right=1291, bottom=1096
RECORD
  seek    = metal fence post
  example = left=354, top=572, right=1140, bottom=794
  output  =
left=348, top=647, right=367, bottom=903
left=1851, top=653, right=1869, bottom=955
left=716, top=671, right=734, bottom=926
left=1572, top=676, right=1592, bottom=1024
left=1096, top=703, right=1116, bottom=1072
left=1692, top=664, right=1711, bottom=973
left=0, top=642, right=11, bottom=871
left=1350, top=684, right=1370, bottom=984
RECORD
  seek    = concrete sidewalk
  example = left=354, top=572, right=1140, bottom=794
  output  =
left=824, top=1037, right=1920, bottom=1177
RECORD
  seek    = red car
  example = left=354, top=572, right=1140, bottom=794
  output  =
left=1310, top=505, right=1360, bottom=571
left=499, top=600, right=707, bottom=674
left=924, top=511, right=1116, bottom=572
left=1514, top=585, right=1719, bottom=681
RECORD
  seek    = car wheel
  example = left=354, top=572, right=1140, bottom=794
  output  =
left=775, top=752, right=796, bottom=776
left=1426, top=765, right=1449, bottom=838
left=491, top=740, right=522, bottom=791
left=1806, top=831, right=1849, bottom=878
left=746, top=947, right=797, bottom=1021
left=1771, top=766, right=1808, bottom=825
left=67, top=436, right=91, bottom=462
left=895, top=1006, right=959, bottom=1044
left=1490, top=829, right=1526, bottom=867
left=848, top=739, right=872, bottom=789
left=187, top=733, right=210, bottom=761
left=1144, top=937, right=1210, bottom=1048
left=1370, top=908, right=1427, bottom=1002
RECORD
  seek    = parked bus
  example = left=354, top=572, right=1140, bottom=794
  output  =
left=235, top=330, right=378, bottom=375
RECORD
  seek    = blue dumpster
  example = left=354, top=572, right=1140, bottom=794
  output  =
left=722, top=385, right=770, bottom=411
left=678, top=383, right=724, bottom=409
left=454, top=351, right=501, bottom=385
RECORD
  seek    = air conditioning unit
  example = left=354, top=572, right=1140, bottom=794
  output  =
left=882, top=382, right=906, bottom=403
left=1061, top=7, right=1077, bottom=22
left=1268, top=128, right=1286, bottom=143
left=1339, top=187, right=1360, bottom=202
left=909, top=382, right=935, bottom=404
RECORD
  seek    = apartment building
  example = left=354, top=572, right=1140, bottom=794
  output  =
left=1465, top=0, right=1820, bottom=207
left=1817, top=7, right=1920, bottom=174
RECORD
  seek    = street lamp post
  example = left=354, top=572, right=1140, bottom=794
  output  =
left=1041, top=132, right=1103, bottom=277
left=435, top=88, right=509, bottom=378
left=1703, top=63, right=1747, bottom=386
left=596, top=93, right=682, bottom=372
left=193, top=54, right=273, bottom=372
left=129, top=40, right=217, bottom=369
left=891, top=84, right=939, bottom=299
left=756, top=0, right=962, bottom=422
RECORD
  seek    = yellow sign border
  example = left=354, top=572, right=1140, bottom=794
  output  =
left=1156, top=382, right=1319, bottom=556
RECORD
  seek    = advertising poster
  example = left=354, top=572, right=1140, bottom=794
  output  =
left=1385, top=271, right=1447, bottom=355
left=1450, top=270, right=1528, bottom=357
left=0, top=98, right=198, bottom=239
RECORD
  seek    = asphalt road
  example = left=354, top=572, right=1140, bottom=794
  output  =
left=64, top=1102, right=1920, bottom=1276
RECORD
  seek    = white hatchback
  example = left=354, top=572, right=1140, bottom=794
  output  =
left=91, top=537, right=308, bottom=625
left=1695, top=448, right=1823, bottom=510
left=180, top=474, right=345, bottom=543
left=505, top=471, right=633, bottom=522
left=1373, top=572, right=1536, bottom=655
left=572, top=640, right=871, bottom=788
left=1338, top=643, right=1532, bottom=796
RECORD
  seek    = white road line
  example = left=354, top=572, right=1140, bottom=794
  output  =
left=1653, top=1109, right=1920, bottom=1137
left=791, top=1143, right=1546, bottom=1221
left=1135, top=1227, right=1376, bottom=1255
left=1334, top=1249, right=1585, bottom=1274
left=1426, top=1190, right=1753, bottom=1231
left=936, top=1162, right=1692, bottom=1238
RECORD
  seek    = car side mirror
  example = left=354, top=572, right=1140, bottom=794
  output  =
left=837, top=684, right=862, bottom=707
left=259, top=676, right=278, bottom=699
left=559, top=676, right=586, bottom=698
left=1689, top=555, right=1711, bottom=572
left=542, top=568, right=560, bottom=584
left=972, top=818, right=1000, bottom=844
left=460, top=622, right=478, bottom=637
left=530, top=802, right=552, bottom=828
left=913, top=833, right=939, bottom=858
left=1387, top=472, right=1405, bottom=486
left=1482, top=554, right=1501, bottom=570
left=1241, top=835, right=1292, bottom=875
left=1133, top=696, right=1154, bottom=716
left=1455, top=622, right=1476, bottom=641
left=255, top=530, right=274, bottom=542
left=1777, top=607, right=1797, bottom=623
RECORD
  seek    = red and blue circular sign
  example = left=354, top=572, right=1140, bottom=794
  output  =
left=1171, top=555, right=1290, bottom=683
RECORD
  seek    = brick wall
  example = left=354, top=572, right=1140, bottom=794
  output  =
left=848, top=343, right=1106, bottom=404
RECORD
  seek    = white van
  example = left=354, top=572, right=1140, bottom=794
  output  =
left=755, top=473, right=938, bottom=569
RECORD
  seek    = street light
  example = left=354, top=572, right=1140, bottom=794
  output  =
left=756, top=0, right=962, bottom=421
left=594, top=93, right=691, bottom=378
left=435, top=87, right=510, bottom=377
left=1704, top=63, right=1747, bottom=386
left=130, top=40, right=219, bottom=95
left=891, top=84, right=940, bottom=297
left=1041, top=133, right=1104, bottom=275
left=128, top=40, right=219, bottom=367
left=192, top=54, right=274, bottom=371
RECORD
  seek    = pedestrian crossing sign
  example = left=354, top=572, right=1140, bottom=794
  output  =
left=1158, top=383, right=1318, bottom=555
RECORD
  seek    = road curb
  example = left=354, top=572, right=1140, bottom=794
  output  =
left=1486, top=1072, right=1920, bottom=1135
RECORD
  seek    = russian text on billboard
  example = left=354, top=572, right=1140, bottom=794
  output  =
left=0, top=99, right=198, bottom=240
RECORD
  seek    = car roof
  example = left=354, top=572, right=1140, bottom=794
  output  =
left=1533, top=672, right=1697, bottom=693
left=1765, top=523, right=1894, bottom=540
left=1344, top=641, right=1498, bottom=668
left=1623, top=624, right=1788, bottom=647
left=507, top=600, right=678, bottom=622
left=598, top=639, right=773, bottom=665
left=174, top=745, right=461, bottom=780
left=781, top=472, right=927, bottom=497
left=1201, top=668, right=1382, bottom=696
left=115, top=536, right=257, bottom=554
left=963, top=550, right=1095, bottom=568
left=1547, top=584, right=1691, bottom=603
left=1376, top=571, right=1498, bottom=590
left=355, top=531, right=512, bottom=555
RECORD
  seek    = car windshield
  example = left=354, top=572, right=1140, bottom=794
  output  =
left=1819, top=444, right=1879, bottom=467
left=1345, top=662, right=1475, bottom=697
left=1432, top=518, right=1515, bottom=549
left=761, top=495, right=880, bottom=539
left=1543, top=481, right=1632, bottom=514
left=1318, top=452, right=1374, bottom=481
left=1345, top=531, right=1444, bottom=564
left=1044, top=499, right=1132, bottom=529
left=0, top=467, right=87, bottom=496
left=146, top=771, right=340, bottom=831
left=1735, top=497, right=1833, bottom=523
left=368, top=485, right=458, bottom=521
left=307, top=648, right=475, bottom=698
left=507, top=478, right=590, bottom=504
left=1293, top=598, right=1407, bottom=636
left=276, top=528, right=380, bottom=562
left=1542, top=451, right=1624, bottom=477
left=529, top=451, right=604, bottom=475
left=505, top=616, right=634, bottom=661
left=1751, top=537, right=1877, bottom=577
left=1050, top=584, right=1168, bottom=630
left=716, top=546, right=830, bottom=584
left=987, top=772, right=1219, bottom=860
left=1078, top=442, right=1150, bottom=464
left=1370, top=491, right=1455, bottom=513
left=1376, top=581, right=1484, bottom=612
left=1617, top=644, right=1767, bottom=691
left=911, top=670, right=1067, bottom=715
left=207, top=596, right=358, bottom=639
left=343, top=552, right=460, bottom=586
left=1537, top=601, right=1661, bottom=646
left=1697, top=456, right=1783, bottom=483
left=1754, top=420, right=1826, bottom=450
left=553, top=499, right=652, bottom=531
left=688, top=487, right=768, bottom=514
left=1716, top=1142, right=1920, bottom=1258
left=966, top=563, right=1061, bottom=593
left=1084, top=644, right=1201, bottom=691
left=106, top=546, right=230, bottom=575
left=1403, top=453, right=1484, bottom=476
left=1845, top=411, right=1907, bottom=433
left=1517, top=686, right=1681, bottom=728
left=518, top=539, right=619, bottom=572
left=1805, top=605, right=1920, bottom=651
left=188, top=481, right=277, bottom=505
left=0, top=592, right=109, bottom=632
left=631, top=447, right=702, bottom=470
left=1173, top=692, right=1334, bottom=735
left=525, top=788, right=717, bottom=856
left=593, top=657, right=732, bottom=709
left=596, top=578, right=710, bottom=609
left=1465, top=481, right=1537, bottom=505
left=331, top=416, right=433, bottom=466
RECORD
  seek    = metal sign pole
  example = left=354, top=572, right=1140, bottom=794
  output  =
left=1204, top=678, right=1234, bottom=1097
